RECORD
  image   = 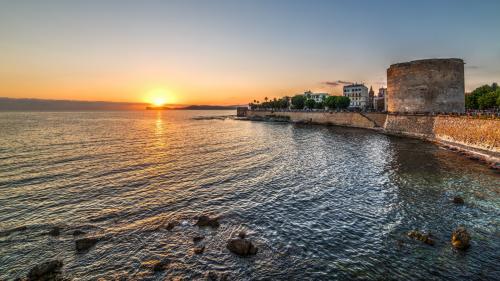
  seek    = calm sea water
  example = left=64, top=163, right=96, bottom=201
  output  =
left=0, top=110, right=499, bottom=280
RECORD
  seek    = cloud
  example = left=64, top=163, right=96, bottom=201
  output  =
left=322, top=80, right=353, bottom=86
left=466, top=65, right=479, bottom=70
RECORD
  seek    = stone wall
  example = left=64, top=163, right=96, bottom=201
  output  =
left=387, top=58, right=465, bottom=113
left=384, top=114, right=435, bottom=138
left=434, top=116, right=500, bottom=153
left=246, top=110, right=500, bottom=160
left=247, top=111, right=377, bottom=129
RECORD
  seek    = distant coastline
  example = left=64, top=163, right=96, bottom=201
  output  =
left=0, top=98, right=240, bottom=111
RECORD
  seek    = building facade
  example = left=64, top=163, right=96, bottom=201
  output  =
left=343, top=84, right=369, bottom=109
left=302, top=91, right=329, bottom=103
left=373, top=87, right=387, bottom=111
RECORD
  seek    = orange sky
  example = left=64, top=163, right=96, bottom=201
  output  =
left=1, top=1, right=498, bottom=106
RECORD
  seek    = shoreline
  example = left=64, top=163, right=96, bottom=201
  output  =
left=241, top=110, right=500, bottom=169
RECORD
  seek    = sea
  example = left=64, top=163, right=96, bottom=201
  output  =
left=0, top=110, right=499, bottom=280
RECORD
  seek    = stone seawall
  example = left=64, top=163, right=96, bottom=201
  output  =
left=246, top=110, right=500, bottom=163
left=247, top=110, right=377, bottom=129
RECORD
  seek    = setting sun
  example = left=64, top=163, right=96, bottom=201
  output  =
left=145, top=88, right=176, bottom=106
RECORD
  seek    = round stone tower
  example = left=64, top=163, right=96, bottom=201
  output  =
left=387, top=58, right=465, bottom=113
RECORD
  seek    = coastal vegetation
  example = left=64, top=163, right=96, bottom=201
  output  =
left=249, top=95, right=350, bottom=110
left=465, top=83, right=500, bottom=110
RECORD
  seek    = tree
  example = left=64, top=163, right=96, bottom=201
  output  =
left=305, top=99, right=316, bottom=109
left=466, top=84, right=495, bottom=109
left=337, top=96, right=350, bottom=109
left=279, top=97, right=289, bottom=109
left=315, top=101, right=324, bottom=109
left=324, top=96, right=337, bottom=109
left=478, top=90, right=500, bottom=109
left=291, top=95, right=305, bottom=109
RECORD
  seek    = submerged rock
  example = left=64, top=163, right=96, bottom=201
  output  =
left=166, top=221, right=178, bottom=231
left=193, top=235, right=205, bottom=243
left=206, top=271, right=229, bottom=281
left=227, top=238, right=258, bottom=256
left=48, top=226, right=61, bottom=236
left=407, top=230, right=434, bottom=246
left=451, top=227, right=470, bottom=250
left=75, top=237, right=99, bottom=252
left=195, top=215, right=220, bottom=228
left=72, top=230, right=86, bottom=236
left=0, top=225, right=27, bottom=237
left=452, top=196, right=465, bottom=204
left=193, top=245, right=205, bottom=254
left=27, top=259, right=63, bottom=281
left=142, top=259, right=170, bottom=272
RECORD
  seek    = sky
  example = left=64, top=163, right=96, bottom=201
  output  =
left=0, top=0, right=499, bottom=105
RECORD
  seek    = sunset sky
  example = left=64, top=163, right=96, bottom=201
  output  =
left=1, top=0, right=499, bottom=105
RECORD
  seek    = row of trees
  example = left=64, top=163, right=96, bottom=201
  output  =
left=465, top=83, right=500, bottom=110
left=249, top=95, right=350, bottom=110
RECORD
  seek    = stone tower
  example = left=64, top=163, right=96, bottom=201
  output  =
left=386, top=58, right=465, bottom=113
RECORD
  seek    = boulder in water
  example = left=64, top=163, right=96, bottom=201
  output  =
left=451, top=227, right=470, bottom=250
left=452, top=196, right=464, bottom=204
left=27, top=259, right=63, bottom=281
left=227, top=238, right=258, bottom=256
left=206, top=271, right=229, bottom=281
left=75, top=237, right=99, bottom=252
left=72, top=230, right=86, bottom=236
left=48, top=226, right=61, bottom=236
left=166, top=221, right=178, bottom=231
left=193, top=235, right=205, bottom=243
left=407, top=230, right=434, bottom=246
left=193, top=245, right=205, bottom=254
left=195, top=215, right=220, bottom=228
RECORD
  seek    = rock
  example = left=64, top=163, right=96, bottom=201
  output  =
left=489, top=162, right=500, bottom=170
left=451, top=227, right=470, bottom=250
left=227, top=238, right=258, bottom=256
left=452, top=196, right=464, bottom=204
left=206, top=271, right=229, bottom=281
left=166, top=221, right=178, bottom=231
left=193, top=235, right=205, bottom=243
left=0, top=225, right=27, bottom=237
left=238, top=231, right=246, bottom=239
left=75, top=237, right=99, bottom=252
left=72, top=230, right=86, bottom=236
left=141, top=259, right=169, bottom=272
left=407, top=230, right=434, bottom=246
left=27, top=260, right=63, bottom=281
left=195, top=215, right=220, bottom=228
left=48, top=226, right=61, bottom=236
left=193, top=245, right=205, bottom=254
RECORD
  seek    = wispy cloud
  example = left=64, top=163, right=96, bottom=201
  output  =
left=466, top=65, right=480, bottom=70
left=322, top=80, right=353, bottom=86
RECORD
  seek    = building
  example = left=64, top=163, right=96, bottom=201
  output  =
left=386, top=58, right=465, bottom=113
left=343, top=84, right=369, bottom=109
left=302, top=90, right=329, bottom=103
left=373, top=87, right=386, bottom=111
left=368, top=86, right=375, bottom=109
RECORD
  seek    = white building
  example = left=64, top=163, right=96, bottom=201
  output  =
left=302, top=90, right=329, bottom=103
left=343, top=84, right=369, bottom=109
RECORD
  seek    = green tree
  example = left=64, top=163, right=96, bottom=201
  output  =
left=279, top=97, right=289, bottom=109
left=466, top=84, right=495, bottom=109
left=497, top=89, right=500, bottom=107
left=305, top=99, right=316, bottom=109
left=478, top=90, right=500, bottom=109
left=324, top=96, right=337, bottom=109
left=291, top=95, right=306, bottom=109
left=315, top=101, right=324, bottom=109
left=337, top=96, right=351, bottom=109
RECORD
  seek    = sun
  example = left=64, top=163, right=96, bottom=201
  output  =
left=146, top=88, right=176, bottom=106
left=152, top=96, right=166, bottom=106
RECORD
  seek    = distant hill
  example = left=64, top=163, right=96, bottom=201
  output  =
left=0, top=97, right=147, bottom=111
left=0, top=97, right=244, bottom=111
left=175, top=105, right=238, bottom=110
